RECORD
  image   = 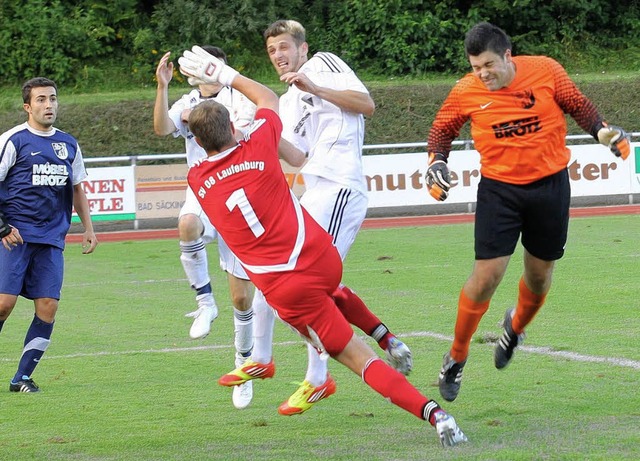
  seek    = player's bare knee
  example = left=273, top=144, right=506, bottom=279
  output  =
left=0, top=306, right=14, bottom=320
left=231, top=292, right=252, bottom=310
left=178, top=214, right=203, bottom=241
left=35, top=299, right=58, bottom=323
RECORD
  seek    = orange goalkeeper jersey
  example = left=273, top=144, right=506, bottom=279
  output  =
left=427, top=55, right=603, bottom=185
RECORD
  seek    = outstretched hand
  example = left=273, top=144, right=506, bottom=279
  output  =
left=178, top=46, right=238, bottom=87
left=155, top=51, right=174, bottom=87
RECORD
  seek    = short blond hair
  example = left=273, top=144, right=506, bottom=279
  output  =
left=263, top=19, right=306, bottom=46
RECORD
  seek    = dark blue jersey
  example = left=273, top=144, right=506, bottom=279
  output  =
left=0, top=122, right=87, bottom=249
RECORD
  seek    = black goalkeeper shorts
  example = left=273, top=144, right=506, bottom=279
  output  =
left=474, top=168, right=570, bottom=261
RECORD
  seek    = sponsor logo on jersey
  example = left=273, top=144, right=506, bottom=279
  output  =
left=30, top=151, right=42, bottom=156
left=32, top=163, right=69, bottom=186
left=492, top=116, right=542, bottom=139
left=52, top=142, right=69, bottom=160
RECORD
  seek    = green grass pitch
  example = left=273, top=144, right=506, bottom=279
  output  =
left=1, top=214, right=638, bottom=460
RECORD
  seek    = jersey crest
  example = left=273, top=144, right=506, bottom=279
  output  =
left=52, top=142, right=69, bottom=160
left=514, top=89, right=536, bottom=109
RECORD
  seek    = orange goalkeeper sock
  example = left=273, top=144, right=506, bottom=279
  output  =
left=450, top=289, right=490, bottom=363
left=512, top=277, right=547, bottom=334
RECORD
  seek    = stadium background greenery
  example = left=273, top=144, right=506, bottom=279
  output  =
left=0, top=0, right=639, bottom=157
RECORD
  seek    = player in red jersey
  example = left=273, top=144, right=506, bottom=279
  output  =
left=178, top=46, right=467, bottom=447
left=425, top=22, right=631, bottom=402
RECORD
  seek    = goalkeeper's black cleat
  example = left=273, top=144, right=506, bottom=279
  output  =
left=494, top=308, right=526, bottom=369
left=438, top=352, right=466, bottom=402
left=9, top=377, right=40, bottom=393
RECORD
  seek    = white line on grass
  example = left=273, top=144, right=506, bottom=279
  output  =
left=406, top=332, right=640, bottom=369
left=1, top=331, right=639, bottom=370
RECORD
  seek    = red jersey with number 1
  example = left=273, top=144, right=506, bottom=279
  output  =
left=187, top=108, right=333, bottom=292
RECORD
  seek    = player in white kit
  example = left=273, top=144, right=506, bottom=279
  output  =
left=153, top=46, right=257, bottom=409
left=221, top=20, right=413, bottom=416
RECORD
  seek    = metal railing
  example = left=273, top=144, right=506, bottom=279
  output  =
left=84, top=133, right=639, bottom=166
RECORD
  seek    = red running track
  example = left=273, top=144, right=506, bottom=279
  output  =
left=66, top=204, right=640, bottom=243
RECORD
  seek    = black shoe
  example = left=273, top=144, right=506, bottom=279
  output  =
left=438, top=352, right=466, bottom=402
left=494, top=308, right=526, bottom=369
left=9, top=378, right=40, bottom=393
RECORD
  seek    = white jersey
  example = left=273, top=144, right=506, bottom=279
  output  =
left=169, top=87, right=256, bottom=167
left=279, top=52, right=369, bottom=194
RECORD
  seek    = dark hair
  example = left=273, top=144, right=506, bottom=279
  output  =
left=464, top=22, right=511, bottom=57
left=188, top=100, right=235, bottom=152
left=22, top=77, right=57, bottom=104
left=200, top=45, right=227, bottom=64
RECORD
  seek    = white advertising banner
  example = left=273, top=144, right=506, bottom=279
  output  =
left=363, top=143, right=638, bottom=208
left=76, top=143, right=638, bottom=223
left=72, top=166, right=136, bottom=222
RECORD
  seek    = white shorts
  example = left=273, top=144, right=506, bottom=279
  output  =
left=300, top=176, right=368, bottom=260
left=180, top=187, right=249, bottom=280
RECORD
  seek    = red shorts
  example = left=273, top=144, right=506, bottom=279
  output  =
left=257, top=247, right=354, bottom=356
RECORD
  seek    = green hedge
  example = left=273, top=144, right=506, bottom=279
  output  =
left=0, top=1, right=638, bottom=87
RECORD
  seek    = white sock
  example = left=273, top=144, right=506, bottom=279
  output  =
left=305, top=343, right=329, bottom=387
left=179, top=239, right=210, bottom=291
left=234, top=307, right=254, bottom=366
left=250, top=290, right=275, bottom=364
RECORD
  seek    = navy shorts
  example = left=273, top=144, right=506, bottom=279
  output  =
left=474, top=169, right=570, bottom=261
left=0, top=242, right=64, bottom=300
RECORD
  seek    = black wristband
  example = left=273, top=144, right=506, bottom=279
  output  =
left=429, top=152, right=449, bottom=164
left=590, top=120, right=605, bottom=142
left=0, top=211, right=11, bottom=239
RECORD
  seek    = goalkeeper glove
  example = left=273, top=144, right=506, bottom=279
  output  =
left=178, top=45, right=239, bottom=87
left=0, top=211, right=12, bottom=239
left=426, top=152, right=451, bottom=201
left=597, top=123, right=630, bottom=160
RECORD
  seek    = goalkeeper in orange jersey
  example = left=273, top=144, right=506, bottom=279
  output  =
left=425, top=21, right=631, bottom=402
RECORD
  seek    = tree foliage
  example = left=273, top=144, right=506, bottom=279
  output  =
left=0, top=0, right=638, bottom=86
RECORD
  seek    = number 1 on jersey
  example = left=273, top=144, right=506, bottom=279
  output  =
left=226, top=188, right=265, bottom=238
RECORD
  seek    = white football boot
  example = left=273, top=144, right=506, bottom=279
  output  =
left=232, top=352, right=254, bottom=409
left=185, top=294, right=218, bottom=339
left=434, top=411, right=468, bottom=447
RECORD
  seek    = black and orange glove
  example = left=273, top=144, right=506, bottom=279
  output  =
left=426, top=152, right=451, bottom=201
left=597, top=123, right=631, bottom=160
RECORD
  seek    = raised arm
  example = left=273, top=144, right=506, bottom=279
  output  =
left=153, top=51, right=178, bottom=136
left=229, top=75, right=279, bottom=114
left=177, top=46, right=278, bottom=113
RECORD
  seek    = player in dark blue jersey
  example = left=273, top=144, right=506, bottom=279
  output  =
left=0, top=77, right=97, bottom=393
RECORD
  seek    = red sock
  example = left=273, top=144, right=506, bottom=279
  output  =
left=451, top=289, right=490, bottom=362
left=512, top=277, right=547, bottom=334
left=332, top=286, right=391, bottom=349
left=362, top=358, right=438, bottom=421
